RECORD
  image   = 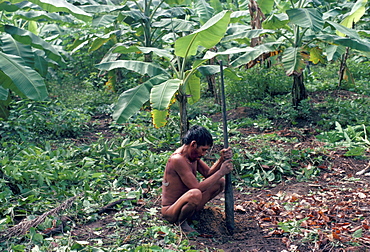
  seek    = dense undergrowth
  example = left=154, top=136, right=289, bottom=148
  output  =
left=0, top=59, right=369, bottom=251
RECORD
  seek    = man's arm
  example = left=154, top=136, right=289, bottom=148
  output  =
left=198, top=147, right=232, bottom=178
left=173, top=156, right=232, bottom=193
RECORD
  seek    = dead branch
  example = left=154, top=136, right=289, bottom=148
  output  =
left=97, top=198, right=130, bottom=214
left=0, top=193, right=82, bottom=242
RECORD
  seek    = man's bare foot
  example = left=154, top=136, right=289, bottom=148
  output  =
left=180, top=220, right=197, bottom=233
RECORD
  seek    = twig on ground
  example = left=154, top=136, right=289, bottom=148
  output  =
left=0, top=193, right=82, bottom=242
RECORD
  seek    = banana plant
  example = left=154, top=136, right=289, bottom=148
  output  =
left=225, top=0, right=370, bottom=108
left=96, top=10, right=231, bottom=137
left=0, top=0, right=92, bottom=119
left=333, top=0, right=368, bottom=86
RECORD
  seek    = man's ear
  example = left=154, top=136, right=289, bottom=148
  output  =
left=190, top=140, right=197, bottom=148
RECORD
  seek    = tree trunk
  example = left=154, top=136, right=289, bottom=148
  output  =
left=338, top=47, right=350, bottom=87
left=291, top=73, right=307, bottom=109
left=178, top=94, right=189, bottom=140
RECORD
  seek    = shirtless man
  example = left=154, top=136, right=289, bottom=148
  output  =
left=161, top=125, right=233, bottom=232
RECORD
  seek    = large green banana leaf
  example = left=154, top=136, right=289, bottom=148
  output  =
left=185, top=73, right=200, bottom=105
left=326, top=21, right=360, bottom=39
left=111, top=45, right=174, bottom=60
left=313, top=34, right=370, bottom=52
left=340, top=0, right=367, bottom=32
left=203, top=42, right=279, bottom=67
left=96, top=60, right=171, bottom=77
left=223, top=28, right=275, bottom=42
left=286, top=8, right=324, bottom=32
left=282, top=47, right=306, bottom=76
left=14, top=10, right=74, bottom=23
left=195, top=0, right=214, bottom=25
left=0, top=51, right=48, bottom=100
left=11, top=0, right=92, bottom=22
left=1, top=34, right=34, bottom=67
left=175, top=10, right=230, bottom=58
left=149, top=79, right=182, bottom=127
left=150, top=79, right=182, bottom=110
left=0, top=87, right=11, bottom=119
left=2, top=25, right=64, bottom=66
left=113, top=75, right=169, bottom=123
left=262, top=13, right=289, bottom=30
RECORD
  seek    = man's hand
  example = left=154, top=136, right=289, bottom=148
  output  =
left=220, top=147, right=233, bottom=160
left=220, top=159, right=233, bottom=176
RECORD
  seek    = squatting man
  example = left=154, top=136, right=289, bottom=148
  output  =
left=161, top=125, right=233, bottom=232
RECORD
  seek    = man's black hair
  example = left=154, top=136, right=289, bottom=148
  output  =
left=182, top=125, right=213, bottom=147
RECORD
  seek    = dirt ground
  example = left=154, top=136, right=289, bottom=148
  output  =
left=70, top=90, right=370, bottom=251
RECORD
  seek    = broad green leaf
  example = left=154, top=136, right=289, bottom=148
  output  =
left=230, top=11, right=249, bottom=23
left=14, top=11, right=74, bottom=23
left=175, top=10, right=230, bottom=58
left=185, top=73, right=200, bottom=105
left=151, top=109, right=169, bottom=128
left=0, top=87, right=11, bottom=119
left=197, top=65, right=241, bottom=80
left=282, top=47, right=306, bottom=76
left=326, top=21, right=360, bottom=39
left=192, top=58, right=209, bottom=70
left=195, top=0, right=214, bottom=25
left=223, top=29, right=275, bottom=42
left=121, top=10, right=147, bottom=24
left=165, top=0, right=186, bottom=5
left=79, top=5, right=127, bottom=13
left=325, top=45, right=346, bottom=61
left=34, top=51, right=49, bottom=77
left=0, top=2, right=20, bottom=12
left=340, top=0, right=367, bottom=30
left=113, top=75, right=169, bottom=123
left=197, top=65, right=220, bottom=75
left=0, top=86, right=9, bottom=100
left=112, top=45, right=174, bottom=60
left=203, top=43, right=278, bottom=66
left=150, top=79, right=182, bottom=110
left=314, top=34, right=370, bottom=52
left=96, top=60, right=170, bottom=77
left=152, top=19, right=195, bottom=32
left=287, top=8, right=324, bottom=32
left=92, top=15, right=117, bottom=27
left=1, top=34, right=34, bottom=68
left=89, top=31, right=118, bottom=52
left=209, top=0, right=223, bottom=13
left=0, top=51, right=48, bottom=100
left=258, top=0, right=274, bottom=14
left=2, top=25, right=64, bottom=66
left=262, top=13, right=289, bottom=29
left=12, top=0, right=92, bottom=22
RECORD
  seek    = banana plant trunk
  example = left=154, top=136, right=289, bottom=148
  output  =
left=291, top=73, right=307, bottom=109
left=178, top=93, right=189, bottom=139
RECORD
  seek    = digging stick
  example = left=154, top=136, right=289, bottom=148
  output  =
left=219, top=60, right=235, bottom=234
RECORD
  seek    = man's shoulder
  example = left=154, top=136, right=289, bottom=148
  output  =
left=169, top=153, right=186, bottom=163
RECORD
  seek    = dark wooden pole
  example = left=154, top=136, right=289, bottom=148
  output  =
left=219, top=60, right=234, bottom=234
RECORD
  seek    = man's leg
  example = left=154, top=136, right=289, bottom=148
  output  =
left=196, top=178, right=225, bottom=212
left=162, top=189, right=202, bottom=232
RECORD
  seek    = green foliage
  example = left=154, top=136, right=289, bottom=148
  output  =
left=317, top=122, right=370, bottom=157
left=317, top=97, right=370, bottom=130
left=0, top=99, right=91, bottom=142
left=238, top=148, right=294, bottom=187
left=225, top=65, right=291, bottom=107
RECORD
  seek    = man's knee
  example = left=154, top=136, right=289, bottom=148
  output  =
left=187, top=189, right=202, bottom=204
